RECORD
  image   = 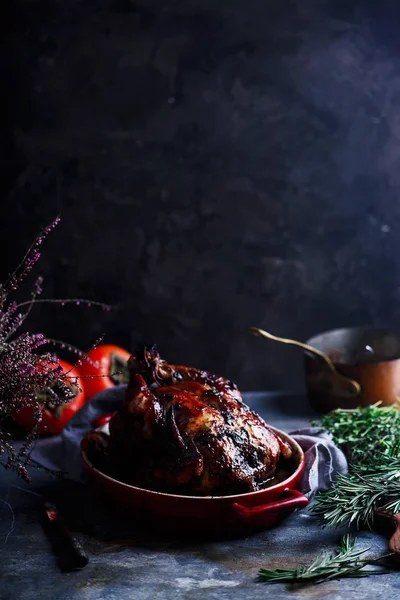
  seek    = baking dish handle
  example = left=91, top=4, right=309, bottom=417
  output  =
left=231, top=488, right=309, bottom=523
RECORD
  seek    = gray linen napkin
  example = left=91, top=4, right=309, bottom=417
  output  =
left=30, top=385, right=348, bottom=496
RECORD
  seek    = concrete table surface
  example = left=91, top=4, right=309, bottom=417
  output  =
left=1, top=392, right=398, bottom=600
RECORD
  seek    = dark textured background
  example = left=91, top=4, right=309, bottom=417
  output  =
left=2, top=0, right=400, bottom=391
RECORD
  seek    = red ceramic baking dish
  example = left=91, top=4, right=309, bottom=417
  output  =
left=81, top=424, right=308, bottom=537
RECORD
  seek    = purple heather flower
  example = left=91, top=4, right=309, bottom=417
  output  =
left=0, top=218, right=110, bottom=480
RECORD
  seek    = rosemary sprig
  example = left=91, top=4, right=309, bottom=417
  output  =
left=311, top=466, right=400, bottom=530
left=258, top=535, right=390, bottom=584
left=312, top=404, right=400, bottom=529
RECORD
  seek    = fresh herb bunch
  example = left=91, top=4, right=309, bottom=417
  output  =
left=312, top=403, right=400, bottom=529
left=311, top=457, right=400, bottom=529
left=260, top=404, right=400, bottom=585
left=0, top=218, right=109, bottom=480
left=314, top=403, right=400, bottom=461
left=258, top=534, right=390, bottom=584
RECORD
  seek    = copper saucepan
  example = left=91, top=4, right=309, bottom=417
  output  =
left=251, top=326, right=400, bottom=412
left=304, top=327, right=400, bottom=412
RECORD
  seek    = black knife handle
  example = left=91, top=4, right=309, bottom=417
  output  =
left=43, top=501, right=89, bottom=571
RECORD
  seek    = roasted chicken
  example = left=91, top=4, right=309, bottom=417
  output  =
left=92, top=345, right=292, bottom=496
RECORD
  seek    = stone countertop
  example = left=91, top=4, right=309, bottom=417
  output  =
left=0, top=392, right=398, bottom=600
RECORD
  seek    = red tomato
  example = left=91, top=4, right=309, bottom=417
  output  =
left=14, top=359, right=86, bottom=435
left=78, top=344, right=131, bottom=400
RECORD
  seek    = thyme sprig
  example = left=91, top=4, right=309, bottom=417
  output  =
left=314, top=403, right=400, bottom=460
left=258, top=535, right=390, bottom=584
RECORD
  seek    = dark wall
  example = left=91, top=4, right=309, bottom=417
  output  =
left=2, top=0, right=400, bottom=391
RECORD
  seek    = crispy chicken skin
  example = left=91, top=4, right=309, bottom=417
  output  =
left=98, top=345, right=292, bottom=496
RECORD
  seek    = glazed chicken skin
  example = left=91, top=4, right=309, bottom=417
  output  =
left=107, top=346, right=292, bottom=495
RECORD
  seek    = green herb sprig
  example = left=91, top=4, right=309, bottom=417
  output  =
left=314, top=403, right=400, bottom=461
left=311, top=403, right=400, bottom=529
left=311, top=459, right=400, bottom=529
left=258, top=535, right=390, bottom=584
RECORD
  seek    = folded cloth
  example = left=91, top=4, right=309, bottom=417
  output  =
left=31, top=385, right=125, bottom=483
left=288, top=428, right=348, bottom=496
left=30, top=386, right=348, bottom=496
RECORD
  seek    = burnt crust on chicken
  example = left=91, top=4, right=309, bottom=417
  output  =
left=96, top=346, right=293, bottom=496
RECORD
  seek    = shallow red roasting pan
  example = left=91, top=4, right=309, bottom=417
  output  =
left=81, top=425, right=308, bottom=537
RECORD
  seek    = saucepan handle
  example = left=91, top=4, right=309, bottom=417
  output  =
left=231, top=488, right=309, bottom=523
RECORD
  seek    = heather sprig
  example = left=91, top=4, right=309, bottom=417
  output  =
left=0, top=218, right=110, bottom=480
left=3, top=217, right=60, bottom=293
